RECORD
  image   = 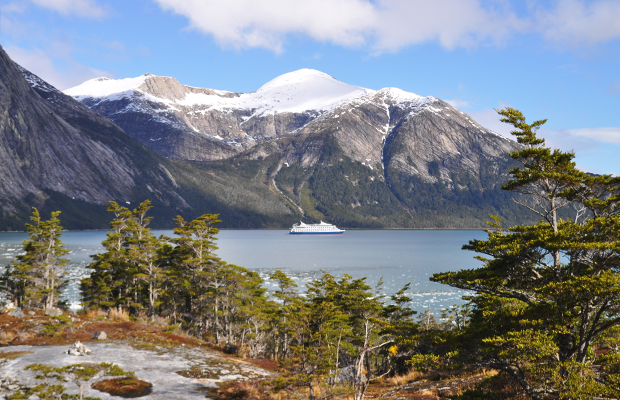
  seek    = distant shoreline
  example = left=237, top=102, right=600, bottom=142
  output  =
left=0, top=227, right=486, bottom=233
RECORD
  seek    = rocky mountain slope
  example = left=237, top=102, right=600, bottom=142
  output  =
left=0, top=46, right=297, bottom=230
left=0, top=46, right=197, bottom=229
left=65, top=69, right=531, bottom=228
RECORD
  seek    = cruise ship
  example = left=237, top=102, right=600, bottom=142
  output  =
left=290, top=221, right=345, bottom=235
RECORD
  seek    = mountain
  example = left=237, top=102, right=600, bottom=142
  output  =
left=0, top=46, right=299, bottom=230
left=0, top=46, right=196, bottom=229
left=64, top=69, right=372, bottom=161
left=65, top=70, right=532, bottom=228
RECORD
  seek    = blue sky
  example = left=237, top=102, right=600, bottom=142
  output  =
left=2, top=0, right=619, bottom=175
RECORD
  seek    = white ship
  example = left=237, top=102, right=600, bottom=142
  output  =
left=290, top=221, right=345, bottom=235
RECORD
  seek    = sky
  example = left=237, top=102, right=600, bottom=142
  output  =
left=1, top=0, right=619, bottom=175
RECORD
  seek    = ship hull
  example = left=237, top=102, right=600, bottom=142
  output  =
left=289, top=231, right=344, bottom=235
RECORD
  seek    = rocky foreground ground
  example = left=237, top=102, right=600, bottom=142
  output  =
left=0, top=310, right=272, bottom=399
left=0, top=309, right=515, bottom=400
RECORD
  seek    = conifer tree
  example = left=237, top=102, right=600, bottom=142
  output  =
left=169, top=213, right=223, bottom=336
left=80, top=201, right=133, bottom=310
left=270, top=269, right=299, bottom=359
left=81, top=200, right=166, bottom=314
left=124, top=200, right=165, bottom=315
left=3, top=208, right=69, bottom=310
left=432, top=108, right=620, bottom=399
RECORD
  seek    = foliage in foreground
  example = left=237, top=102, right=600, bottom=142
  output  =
left=432, top=107, right=620, bottom=399
left=0, top=209, right=68, bottom=311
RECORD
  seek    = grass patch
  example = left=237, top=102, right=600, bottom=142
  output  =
left=91, top=377, right=152, bottom=398
left=0, top=350, right=32, bottom=360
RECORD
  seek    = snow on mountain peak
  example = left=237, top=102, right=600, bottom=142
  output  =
left=65, top=74, right=150, bottom=99
left=377, top=87, right=425, bottom=102
left=67, top=69, right=441, bottom=115
left=259, top=69, right=338, bottom=89
left=249, top=69, right=374, bottom=113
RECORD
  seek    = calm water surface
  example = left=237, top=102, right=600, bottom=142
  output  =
left=0, top=230, right=487, bottom=313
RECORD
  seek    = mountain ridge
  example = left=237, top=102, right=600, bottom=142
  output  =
left=5, top=52, right=534, bottom=230
left=62, top=68, right=531, bottom=229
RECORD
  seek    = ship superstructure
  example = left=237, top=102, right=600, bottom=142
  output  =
left=290, top=221, right=345, bottom=235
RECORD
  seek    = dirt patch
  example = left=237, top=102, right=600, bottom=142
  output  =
left=245, top=358, right=279, bottom=371
left=91, top=377, right=153, bottom=398
left=0, top=309, right=205, bottom=348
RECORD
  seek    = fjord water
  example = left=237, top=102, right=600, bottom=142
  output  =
left=0, top=230, right=486, bottom=313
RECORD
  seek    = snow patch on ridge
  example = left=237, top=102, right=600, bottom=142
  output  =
left=65, top=75, right=149, bottom=99
left=18, top=65, right=60, bottom=93
left=64, top=69, right=375, bottom=115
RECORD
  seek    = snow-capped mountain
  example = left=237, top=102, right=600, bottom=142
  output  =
left=58, top=68, right=527, bottom=228
left=63, top=69, right=450, bottom=161
left=66, top=69, right=373, bottom=115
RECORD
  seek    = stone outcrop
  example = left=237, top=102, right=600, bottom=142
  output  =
left=66, top=341, right=92, bottom=356
left=92, top=331, right=107, bottom=340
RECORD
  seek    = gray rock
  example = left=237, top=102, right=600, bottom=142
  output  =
left=0, top=48, right=191, bottom=229
left=44, top=308, right=63, bottom=317
left=0, top=302, right=16, bottom=314
left=92, top=331, right=107, bottom=340
left=7, top=308, right=24, bottom=318
left=28, top=311, right=35, bottom=316
left=66, top=341, right=91, bottom=356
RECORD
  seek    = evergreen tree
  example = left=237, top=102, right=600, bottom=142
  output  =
left=2, top=208, right=69, bottom=310
left=432, top=108, right=620, bottom=399
left=80, top=201, right=133, bottom=311
left=270, top=269, right=299, bottom=359
left=80, top=200, right=166, bottom=314
left=169, top=213, right=223, bottom=337
left=124, top=200, right=165, bottom=315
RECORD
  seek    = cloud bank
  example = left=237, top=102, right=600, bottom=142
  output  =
left=153, top=0, right=525, bottom=52
left=153, top=0, right=620, bottom=52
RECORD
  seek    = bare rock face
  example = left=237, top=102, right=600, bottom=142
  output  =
left=44, top=308, right=63, bottom=317
left=0, top=45, right=192, bottom=229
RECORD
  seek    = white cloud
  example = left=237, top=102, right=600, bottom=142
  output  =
left=153, top=0, right=375, bottom=52
left=445, top=99, right=469, bottom=109
left=370, top=0, right=525, bottom=52
left=539, top=128, right=620, bottom=176
left=470, top=108, right=620, bottom=147
left=466, top=110, right=620, bottom=175
left=5, top=46, right=112, bottom=90
left=535, top=0, right=620, bottom=45
left=152, top=0, right=620, bottom=53
left=29, top=0, right=108, bottom=18
left=153, top=0, right=526, bottom=53
left=1, top=2, right=28, bottom=13
left=563, top=127, right=620, bottom=145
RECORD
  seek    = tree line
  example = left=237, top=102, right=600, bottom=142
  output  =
left=1, top=108, right=619, bottom=399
